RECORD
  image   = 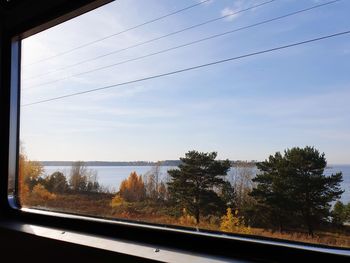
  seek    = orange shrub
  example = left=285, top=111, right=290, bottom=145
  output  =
left=32, top=184, right=56, bottom=200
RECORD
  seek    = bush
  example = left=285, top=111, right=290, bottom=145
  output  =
left=179, top=208, right=197, bottom=225
left=32, top=184, right=56, bottom=200
left=111, top=194, right=126, bottom=208
left=220, top=208, right=251, bottom=234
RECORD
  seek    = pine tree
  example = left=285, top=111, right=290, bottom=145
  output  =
left=167, top=151, right=231, bottom=223
left=44, top=171, right=68, bottom=193
left=250, top=152, right=292, bottom=232
left=251, top=146, right=344, bottom=235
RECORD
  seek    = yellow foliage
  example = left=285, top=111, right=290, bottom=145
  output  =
left=179, top=208, right=197, bottom=226
left=32, top=184, right=56, bottom=200
left=18, top=154, right=28, bottom=201
left=111, top=194, right=126, bottom=208
left=119, top=172, right=145, bottom=202
left=18, top=153, right=44, bottom=203
left=220, top=208, right=251, bottom=234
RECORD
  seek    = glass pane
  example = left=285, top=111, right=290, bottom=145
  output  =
left=18, top=0, right=350, bottom=248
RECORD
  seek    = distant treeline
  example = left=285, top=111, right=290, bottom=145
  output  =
left=40, top=160, right=257, bottom=167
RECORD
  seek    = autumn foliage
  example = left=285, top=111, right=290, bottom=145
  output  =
left=119, top=172, right=145, bottom=202
left=179, top=208, right=197, bottom=225
left=220, top=208, right=251, bottom=234
left=32, top=184, right=56, bottom=200
left=18, top=153, right=44, bottom=203
left=110, top=194, right=125, bottom=208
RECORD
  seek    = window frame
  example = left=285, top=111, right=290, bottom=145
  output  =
left=1, top=0, right=349, bottom=261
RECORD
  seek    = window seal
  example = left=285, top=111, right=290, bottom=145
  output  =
left=18, top=206, right=350, bottom=257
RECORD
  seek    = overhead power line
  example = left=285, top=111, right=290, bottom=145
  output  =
left=21, top=29, right=350, bottom=107
left=23, top=0, right=212, bottom=67
left=23, top=0, right=340, bottom=89
left=24, top=0, right=277, bottom=81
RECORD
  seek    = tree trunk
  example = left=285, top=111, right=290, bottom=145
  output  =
left=277, top=214, right=284, bottom=233
left=306, top=214, right=314, bottom=237
left=195, top=206, right=200, bottom=224
left=307, top=221, right=314, bottom=237
left=278, top=221, right=283, bottom=233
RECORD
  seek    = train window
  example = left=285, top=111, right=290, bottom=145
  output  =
left=15, top=0, right=350, bottom=249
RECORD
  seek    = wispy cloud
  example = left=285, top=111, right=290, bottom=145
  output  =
left=221, top=0, right=245, bottom=22
left=196, top=0, right=214, bottom=5
left=221, top=7, right=238, bottom=21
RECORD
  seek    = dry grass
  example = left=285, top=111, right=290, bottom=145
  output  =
left=21, top=193, right=350, bottom=248
left=248, top=228, right=350, bottom=248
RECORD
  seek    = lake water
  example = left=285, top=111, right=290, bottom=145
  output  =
left=44, top=164, right=350, bottom=203
left=44, top=165, right=176, bottom=193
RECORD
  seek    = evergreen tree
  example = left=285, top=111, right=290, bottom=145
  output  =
left=44, top=171, right=68, bottom=193
left=332, top=201, right=348, bottom=226
left=284, top=147, right=343, bottom=235
left=250, top=152, right=293, bottom=232
left=167, top=151, right=231, bottom=223
left=251, top=146, right=343, bottom=235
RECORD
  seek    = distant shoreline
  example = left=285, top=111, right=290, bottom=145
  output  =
left=40, top=160, right=258, bottom=167
left=40, top=161, right=350, bottom=167
left=40, top=161, right=181, bottom=167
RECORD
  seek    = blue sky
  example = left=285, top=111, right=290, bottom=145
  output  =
left=20, top=0, right=350, bottom=163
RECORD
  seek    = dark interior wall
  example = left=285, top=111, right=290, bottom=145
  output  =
left=0, top=0, right=112, bottom=36
left=0, top=1, right=12, bottom=213
left=0, top=226, right=151, bottom=262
